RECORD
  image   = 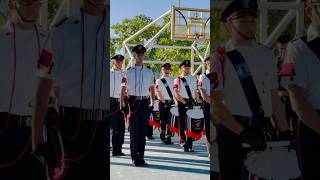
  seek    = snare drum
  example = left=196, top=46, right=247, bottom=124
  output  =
left=185, top=106, right=205, bottom=141
left=243, top=141, right=301, bottom=180
left=168, top=106, right=179, bottom=135
left=148, top=100, right=161, bottom=128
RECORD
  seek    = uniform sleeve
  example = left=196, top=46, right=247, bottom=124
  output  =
left=173, top=77, right=180, bottom=89
left=280, top=41, right=308, bottom=89
left=212, top=47, right=225, bottom=91
left=35, top=27, right=62, bottom=81
left=149, top=70, right=155, bottom=87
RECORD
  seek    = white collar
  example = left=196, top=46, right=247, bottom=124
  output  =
left=225, top=39, right=257, bottom=51
left=307, top=25, right=320, bottom=41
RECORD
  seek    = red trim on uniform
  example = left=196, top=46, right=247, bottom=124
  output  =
left=280, top=63, right=295, bottom=77
left=148, top=119, right=161, bottom=128
left=121, top=76, right=127, bottom=84
left=173, top=76, right=180, bottom=89
left=198, top=81, right=203, bottom=87
left=168, top=126, right=179, bottom=134
left=39, top=49, right=53, bottom=68
left=155, top=80, right=159, bottom=89
left=212, top=47, right=226, bottom=87
left=185, top=130, right=203, bottom=141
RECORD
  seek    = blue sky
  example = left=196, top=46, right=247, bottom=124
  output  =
left=110, top=0, right=209, bottom=36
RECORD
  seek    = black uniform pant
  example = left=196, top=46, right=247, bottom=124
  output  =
left=159, top=102, right=172, bottom=140
left=59, top=107, right=108, bottom=180
left=203, top=101, right=210, bottom=141
left=178, top=102, right=194, bottom=149
left=217, top=124, right=246, bottom=180
left=128, top=97, right=149, bottom=161
left=110, top=98, right=125, bottom=153
left=297, top=119, right=320, bottom=180
left=0, top=113, right=46, bottom=180
left=146, top=123, right=153, bottom=138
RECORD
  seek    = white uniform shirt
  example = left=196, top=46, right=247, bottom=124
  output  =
left=110, top=69, right=126, bottom=98
left=36, top=11, right=108, bottom=110
left=155, top=76, right=175, bottom=100
left=0, top=23, right=48, bottom=115
left=212, top=40, right=278, bottom=117
left=281, top=25, right=320, bottom=109
left=126, top=66, right=154, bottom=96
left=173, top=75, right=198, bottom=99
left=198, top=73, right=211, bottom=96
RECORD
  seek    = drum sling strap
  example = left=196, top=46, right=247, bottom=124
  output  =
left=226, top=50, right=266, bottom=128
left=160, top=78, right=174, bottom=102
left=302, top=36, right=320, bottom=62
left=180, top=77, right=195, bottom=103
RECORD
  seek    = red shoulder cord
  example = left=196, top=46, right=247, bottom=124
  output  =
left=0, top=23, right=40, bottom=168
left=213, top=47, right=226, bottom=86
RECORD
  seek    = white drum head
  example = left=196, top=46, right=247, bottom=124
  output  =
left=187, top=108, right=204, bottom=119
left=153, top=100, right=160, bottom=111
left=245, top=146, right=301, bottom=180
left=170, top=106, right=179, bottom=116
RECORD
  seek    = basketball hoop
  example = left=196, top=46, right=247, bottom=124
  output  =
left=194, top=33, right=206, bottom=45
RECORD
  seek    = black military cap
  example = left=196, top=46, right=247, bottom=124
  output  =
left=220, top=0, right=258, bottom=23
left=132, top=44, right=146, bottom=53
left=179, top=60, right=191, bottom=68
left=161, top=63, right=171, bottom=68
left=111, top=54, right=125, bottom=61
left=204, top=56, right=210, bottom=62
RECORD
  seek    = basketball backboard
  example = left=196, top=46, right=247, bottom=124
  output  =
left=171, top=6, right=210, bottom=41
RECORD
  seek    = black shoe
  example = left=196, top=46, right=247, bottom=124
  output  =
left=139, top=159, right=148, bottom=166
left=164, top=140, right=173, bottom=145
left=165, top=137, right=173, bottom=144
left=117, top=152, right=126, bottom=156
left=133, top=159, right=148, bottom=167
left=112, top=151, right=125, bottom=156
left=188, top=149, right=195, bottom=152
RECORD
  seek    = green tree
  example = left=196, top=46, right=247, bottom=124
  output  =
left=111, top=14, right=208, bottom=76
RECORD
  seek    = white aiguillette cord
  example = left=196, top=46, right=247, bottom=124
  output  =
left=0, top=23, right=40, bottom=167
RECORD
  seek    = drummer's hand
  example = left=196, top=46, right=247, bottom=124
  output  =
left=240, top=127, right=267, bottom=151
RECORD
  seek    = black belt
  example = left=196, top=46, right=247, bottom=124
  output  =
left=128, top=96, right=149, bottom=100
left=110, top=97, right=120, bottom=102
left=59, top=106, right=107, bottom=121
left=0, top=112, right=31, bottom=127
left=233, top=115, right=271, bottom=127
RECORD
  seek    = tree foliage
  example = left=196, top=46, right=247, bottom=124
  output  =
left=111, top=14, right=208, bottom=76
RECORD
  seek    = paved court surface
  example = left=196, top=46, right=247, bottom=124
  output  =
left=110, top=129, right=210, bottom=180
